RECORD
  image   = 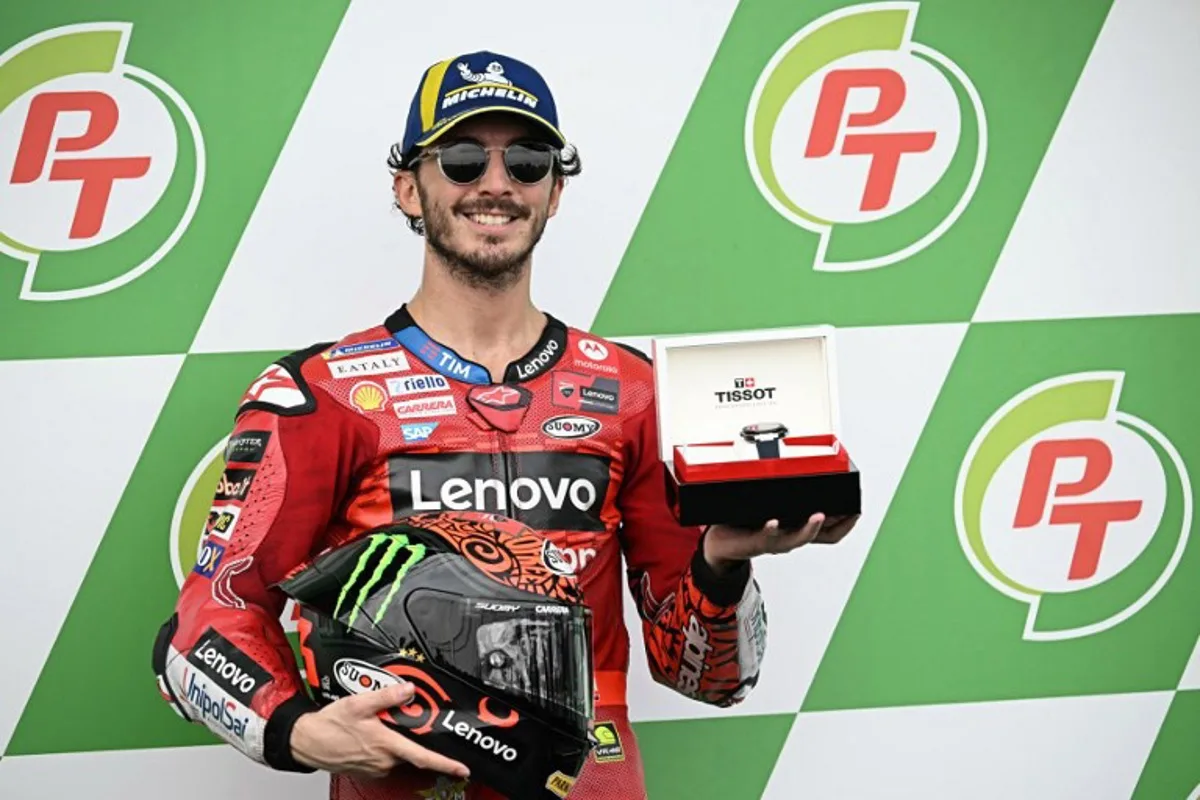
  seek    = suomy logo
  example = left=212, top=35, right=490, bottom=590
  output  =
left=956, top=372, right=1191, bottom=641
left=0, top=23, right=205, bottom=300
left=745, top=2, right=986, bottom=272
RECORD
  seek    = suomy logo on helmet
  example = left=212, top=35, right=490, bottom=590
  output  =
left=745, top=2, right=986, bottom=272
left=956, top=372, right=1192, bottom=641
left=0, top=23, right=204, bottom=300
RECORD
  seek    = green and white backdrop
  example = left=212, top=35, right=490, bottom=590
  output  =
left=1, top=0, right=1196, bottom=797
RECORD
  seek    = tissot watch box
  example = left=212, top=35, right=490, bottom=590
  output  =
left=651, top=325, right=861, bottom=530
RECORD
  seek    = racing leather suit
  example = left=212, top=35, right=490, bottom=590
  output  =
left=152, top=306, right=768, bottom=799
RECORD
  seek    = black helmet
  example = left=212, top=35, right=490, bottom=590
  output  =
left=276, top=511, right=595, bottom=799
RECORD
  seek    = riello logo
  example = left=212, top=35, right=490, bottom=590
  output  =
left=745, top=2, right=986, bottom=272
left=955, top=373, right=1192, bottom=642
left=0, top=23, right=204, bottom=301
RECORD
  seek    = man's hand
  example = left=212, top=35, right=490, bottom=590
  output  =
left=290, top=682, right=470, bottom=781
left=703, top=513, right=860, bottom=575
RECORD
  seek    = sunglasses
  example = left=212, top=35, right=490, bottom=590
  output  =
left=418, top=140, right=558, bottom=186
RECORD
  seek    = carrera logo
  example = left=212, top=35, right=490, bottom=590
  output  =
left=542, top=415, right=601, bottom=440
left=389, top=452, right=611, bottom=532
left=394, top=395, right=457, bottom=419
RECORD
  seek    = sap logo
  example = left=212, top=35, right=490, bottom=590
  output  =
left=441, top=710, right=519, bottom=762
left=402, top=422, right=439, bottom=443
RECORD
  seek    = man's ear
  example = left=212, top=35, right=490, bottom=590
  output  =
left=393, top=170, right=423, bottom=218
left=547, top=175, right=565, bottom=219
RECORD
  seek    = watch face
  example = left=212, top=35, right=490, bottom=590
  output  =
left=741, top=422, right=787, bottom=438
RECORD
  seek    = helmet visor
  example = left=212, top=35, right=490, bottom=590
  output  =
left=405, top=589, right=594, bottom=735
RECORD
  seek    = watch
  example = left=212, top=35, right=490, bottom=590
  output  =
left=740, top=422, right=788, bottom=459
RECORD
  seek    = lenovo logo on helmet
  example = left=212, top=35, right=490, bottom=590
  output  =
left=409, top=471, right=597, bottom=514
left=441, top=710, right=519, bottom=762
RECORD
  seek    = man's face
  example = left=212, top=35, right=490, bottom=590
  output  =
left=396, top=113, right=563, bottom=290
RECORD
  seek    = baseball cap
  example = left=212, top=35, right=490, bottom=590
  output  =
left=399, top=50, right=567, bottom=164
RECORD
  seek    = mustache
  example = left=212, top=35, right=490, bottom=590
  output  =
left=455, top=198, right=529, bottom=219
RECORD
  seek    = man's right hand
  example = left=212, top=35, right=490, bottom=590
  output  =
left=290, top=682, right=471, bottom=781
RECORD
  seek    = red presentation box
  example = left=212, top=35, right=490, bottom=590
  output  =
left=651, top=325, right=862, bottom=531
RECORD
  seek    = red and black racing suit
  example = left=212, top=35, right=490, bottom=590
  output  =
left=152, top=306, right=767, bottom=799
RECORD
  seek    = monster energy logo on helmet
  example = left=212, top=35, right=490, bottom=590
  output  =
left=335, top=533, right=428, bottom=626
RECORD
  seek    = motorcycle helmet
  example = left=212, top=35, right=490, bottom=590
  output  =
left=276, top=511, right=595, bottom=799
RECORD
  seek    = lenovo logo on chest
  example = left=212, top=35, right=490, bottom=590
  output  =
left=388, top=452, right=611, bottom=532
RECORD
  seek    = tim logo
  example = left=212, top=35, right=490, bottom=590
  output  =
left=0, top=23, right=204, bottom=301
left=745, top=2, right=986, bottom=271
left=956, top=372, right=1191, bottom=641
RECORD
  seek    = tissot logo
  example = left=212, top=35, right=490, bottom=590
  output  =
left=388, top=452, right=611, bottom=532
left=715, top=377, right=777, bottom=404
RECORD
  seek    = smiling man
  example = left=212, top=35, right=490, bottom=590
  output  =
left=151, top=49, right=858, bottom=800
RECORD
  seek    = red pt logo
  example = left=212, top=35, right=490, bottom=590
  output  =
left=1013, top=438, right=1143, bottom=581
left=806, top=68, right=936, bottom=212
left=11, top=91, right=151, bottom=239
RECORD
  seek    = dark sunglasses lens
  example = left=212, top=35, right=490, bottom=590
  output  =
left=505, top=145, right=555, bottom=183
left=438, top=143, right=488, bottom=183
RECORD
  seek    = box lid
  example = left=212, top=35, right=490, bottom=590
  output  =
left=650, top=325, right=841, bottom=464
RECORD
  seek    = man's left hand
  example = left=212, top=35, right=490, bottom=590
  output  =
left=703, top=513, right=860, bottom=575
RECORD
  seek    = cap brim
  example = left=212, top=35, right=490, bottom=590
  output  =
left=415, top=106, right=567, bottom=150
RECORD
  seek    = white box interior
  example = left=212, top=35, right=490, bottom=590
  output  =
left=651, top=326, right=840, bottom=464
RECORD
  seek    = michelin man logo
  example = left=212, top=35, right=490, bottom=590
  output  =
left=955, top=372, right=1191, bottom=641
left=458, top=61, right=512, bottom=86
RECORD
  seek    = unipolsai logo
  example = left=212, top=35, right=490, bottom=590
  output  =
left=0, top=23, right=204, bottom=300
left=955, top=372, right=1192, bottom=641
left=170, top=437, right=301, bottom=633
left=745, top=2, right=986, bottom=272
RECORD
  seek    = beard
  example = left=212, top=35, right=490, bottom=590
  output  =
left=419, top=184, right=550, bottom=292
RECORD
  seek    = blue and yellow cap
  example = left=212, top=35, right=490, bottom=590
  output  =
left=400, top=51, right=567, bottom=163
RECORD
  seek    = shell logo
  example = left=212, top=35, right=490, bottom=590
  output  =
left=351, top=381, right=387, bottom=412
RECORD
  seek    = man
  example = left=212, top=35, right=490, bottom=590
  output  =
left=152, top=50, right=858, bottom=799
